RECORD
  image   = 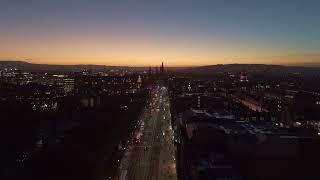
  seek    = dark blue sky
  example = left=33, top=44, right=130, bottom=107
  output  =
left=1, top=0, right=319, bottom=66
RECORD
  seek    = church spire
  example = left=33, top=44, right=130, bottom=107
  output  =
left=160, top=61, right=164, bottom=74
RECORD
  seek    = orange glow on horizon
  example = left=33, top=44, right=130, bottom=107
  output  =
left=0, top=55, right=318, bottom=67
left=1, top=30, right=319, bottom=67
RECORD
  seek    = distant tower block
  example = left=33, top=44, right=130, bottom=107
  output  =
left=240, top=72, right=249, bottom=82
left=137, top=75, right=142, bottom=88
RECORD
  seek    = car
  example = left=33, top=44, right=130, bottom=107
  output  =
left=134, top=138, right=141, bottom=144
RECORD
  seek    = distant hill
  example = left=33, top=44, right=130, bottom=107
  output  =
left=0, top=60, right=133, bottom=72
left=1, top=61, right=319, bottom=75
left=180, top=64, right=320, bottom=76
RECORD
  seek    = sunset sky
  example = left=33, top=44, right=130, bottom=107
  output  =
left=1, top=0, right=320, bottom=66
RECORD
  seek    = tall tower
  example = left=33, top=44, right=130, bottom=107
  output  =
left=160, top=62, right=164, bottom=74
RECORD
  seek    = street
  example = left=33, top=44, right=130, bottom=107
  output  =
left=118, top=85, right=177, bottom=180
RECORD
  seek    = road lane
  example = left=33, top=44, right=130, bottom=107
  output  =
left=117, top=85, right=177, bottom=180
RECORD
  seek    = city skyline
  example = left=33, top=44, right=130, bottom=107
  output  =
left=1, top=0, right=320, bottom=66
